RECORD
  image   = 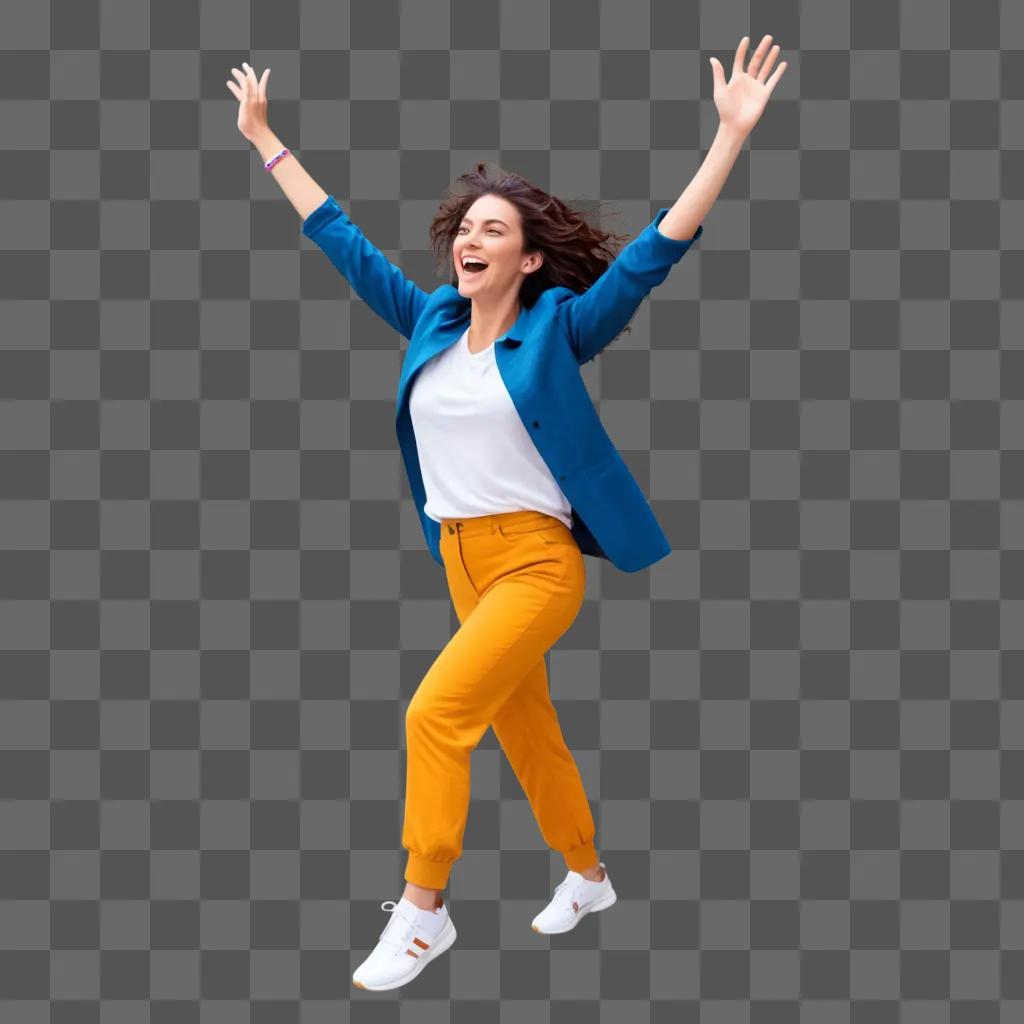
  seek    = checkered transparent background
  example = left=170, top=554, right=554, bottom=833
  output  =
left=2, top=0, right=1024, bottom=1020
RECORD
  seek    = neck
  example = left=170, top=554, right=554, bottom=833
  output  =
left=468, top=293, right=521, bottom=348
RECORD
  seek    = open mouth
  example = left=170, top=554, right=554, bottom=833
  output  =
left=461, top=260, right=488, bottom=277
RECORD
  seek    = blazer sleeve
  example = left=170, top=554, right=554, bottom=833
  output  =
left=558, top=208, right=703, bottom=366
left=301, top=195, right=431, bottom=342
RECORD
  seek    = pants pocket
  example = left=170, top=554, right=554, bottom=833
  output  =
left=497, top=522, right=568, bottom=547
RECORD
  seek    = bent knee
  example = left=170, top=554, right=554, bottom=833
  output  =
left=405, top=697, right=483, bottom=751
left=405, top=696, right=441, bottom=737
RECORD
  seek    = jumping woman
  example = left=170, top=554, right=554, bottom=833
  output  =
left=227, top=34, right=786, bottom=992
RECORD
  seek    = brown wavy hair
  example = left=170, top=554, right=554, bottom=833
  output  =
left=429, top=161, right=637, bottom=346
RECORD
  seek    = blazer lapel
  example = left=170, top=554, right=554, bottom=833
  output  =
left=395, top=290, right=532, bottom=416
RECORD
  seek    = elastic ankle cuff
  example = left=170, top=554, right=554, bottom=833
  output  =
left=404, top=852, right=453, bottom=890
left=562, top=840, right=599, bottom=874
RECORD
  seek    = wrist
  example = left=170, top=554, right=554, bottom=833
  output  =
left=250, top=129, right=281, bottom=160
left=714, top=121, right=748, bottom=150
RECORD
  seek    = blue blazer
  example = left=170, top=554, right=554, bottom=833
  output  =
left=302, top=196, right=702, bottom=572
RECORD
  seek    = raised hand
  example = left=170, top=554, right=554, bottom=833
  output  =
left=709, top=35, right=787, bottom=139
left=226, top=61, right=271, bottom=142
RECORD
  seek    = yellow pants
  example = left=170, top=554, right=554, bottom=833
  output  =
left=402, top=509, right=598, bottom=890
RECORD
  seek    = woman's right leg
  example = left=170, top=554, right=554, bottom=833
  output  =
left=398, top=524, right=482, bottom=909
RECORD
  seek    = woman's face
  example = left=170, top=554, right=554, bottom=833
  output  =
left=453, top=193, right=542, bottom=299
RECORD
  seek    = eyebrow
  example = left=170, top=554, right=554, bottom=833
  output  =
left=460, top=217, right=508, bottom=228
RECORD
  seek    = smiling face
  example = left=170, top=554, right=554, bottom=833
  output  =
left=453, top=193, right=543, bottom=300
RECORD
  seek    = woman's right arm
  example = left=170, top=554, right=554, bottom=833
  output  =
left=228, top=63, right=326, bottom=221
left=227, top=63, right=429, bottom=338
left=250, top=126, right=327, bottom=222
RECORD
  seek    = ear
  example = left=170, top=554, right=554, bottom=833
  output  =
left=523, top=251, right=543, bottom=275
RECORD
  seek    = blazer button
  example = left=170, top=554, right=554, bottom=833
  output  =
left=559, top=474, right=565, bottom=481
left=532, top=420, right=540, bottom=428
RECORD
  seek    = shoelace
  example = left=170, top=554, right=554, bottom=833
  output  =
left=377, top=899, right=443, bottom=958
left=377, top=900, right=418, bottom=957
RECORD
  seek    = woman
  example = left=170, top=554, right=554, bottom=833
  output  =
left=228, top=34, right=786, bottom=992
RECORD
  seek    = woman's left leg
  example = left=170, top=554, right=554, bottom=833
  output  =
left=489, top=657, right=599, bottom=874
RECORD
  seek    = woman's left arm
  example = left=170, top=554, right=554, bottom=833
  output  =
left=560, top=35, right=788, bottom=365
left=658, top=34, right=788, bottom=242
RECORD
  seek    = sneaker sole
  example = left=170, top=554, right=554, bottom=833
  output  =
left=531, top=887, right=618, bottom=935
left=352, top=916, right=457, bottom=991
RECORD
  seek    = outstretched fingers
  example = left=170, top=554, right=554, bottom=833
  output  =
left=226, top=63, right=270, bottom=102
left=731, top=36, right=749, bottom=79
left=745, top=34, right=774, bottom=80
left=242, top=62, right=259, bottom=94
left=756, top=44, right=781, bottom=83
left=764, top=59, right=788, bottom=95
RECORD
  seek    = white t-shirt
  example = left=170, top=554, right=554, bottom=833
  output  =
left=408, top=327, right=573, bottom=528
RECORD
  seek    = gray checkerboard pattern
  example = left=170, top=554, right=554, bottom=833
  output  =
left=1, top=0, right=1023, bottom=1020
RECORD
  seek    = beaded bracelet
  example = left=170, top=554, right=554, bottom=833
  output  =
left=264, top=147, right=290, bottom=173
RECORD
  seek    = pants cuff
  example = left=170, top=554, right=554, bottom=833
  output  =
left=404, top=852, right=453, bottom=890
left=562, top=840, right=599, bottom=874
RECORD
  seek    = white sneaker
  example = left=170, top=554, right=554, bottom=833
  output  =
left=531, top=862, right=617, bottom=935
left=352, top=896, right=456, bottom=991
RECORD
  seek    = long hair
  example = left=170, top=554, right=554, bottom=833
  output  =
left=428, top=161, right=638, bottom=346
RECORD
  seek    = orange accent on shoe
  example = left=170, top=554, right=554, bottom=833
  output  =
left=406, top=949, right=419, bottom=957
left=412, top=936, right=430, bottom=950
left=572, top=901, right=580, bottom=912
